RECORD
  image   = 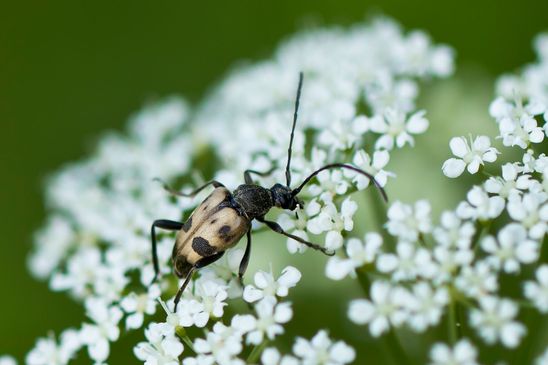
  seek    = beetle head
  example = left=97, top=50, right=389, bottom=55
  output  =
left=270, top=183, right=304, bottom=211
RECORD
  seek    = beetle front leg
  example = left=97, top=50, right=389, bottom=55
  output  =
left=150, top=219, right=183, bottom=283
left=238, top=229, right=252, bottom=286
left=258, top=218, right=335, bottom=256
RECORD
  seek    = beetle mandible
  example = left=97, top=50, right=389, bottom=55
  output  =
left=150, top=72, right=388, bottom=310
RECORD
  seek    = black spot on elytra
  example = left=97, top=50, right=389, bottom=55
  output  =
left=211, top=219, right=217, bottom=224
left=218, top=225, right=231, bottom=236
left=182, top=217, right=192, bottom=232
left=218, top=225, right=233, bottom=242
left=192, top=237, right=216, bottom=256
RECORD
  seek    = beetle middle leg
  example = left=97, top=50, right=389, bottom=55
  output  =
left=173, top=251, right=225, bottom=311
left=237, top=229, right=252, bottom=286
left=150, top=219, right=184, bottom=282
left=258, top=217, right=334, bottom=256
left=154, top=178, right=225, bottom=197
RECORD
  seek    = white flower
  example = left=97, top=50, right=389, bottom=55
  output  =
left=325, top=233, right=383, bottom=280
left=308, top=198, right=358, bottom=250
left=536, top=346, right=548, bottom=365
left=507, top=192, right=548, bottom=239
left=176, top=280, right=228, bottom=328
left=50, top=247, right=103, bottom=299
left=80, top=298, right=123, bottom=363
left=484, top=163, right=532, bottom=198
left=433, top=211, right=475, bottom=249
left=261, top=348, right=299, bottom=365
left=307, top=167, right=350, bottom=203
left=186, top=322, right=244, bottom=365
left=345, top=149, right=394, bottom=189
left=469, top=296, right=525, bottom=348
left=318, top=119, right=359, bottom=151
left=0, top=357, right=16, bottom=365
left=365, top=73, right=418, bottom=114
left=377, top=241, right=437, bottom=282
left=293, top=330, right=355, bottom=365
left=442, top=136, right=499, bottom=178
left=26, top=330, right=81, bottom=365
left=29, top=216, right=75, bottom=279
left=481, top=223, right=539, bottom=273
left=199, top=248, right=245, bottom=299
left=277, top=200, right=321, bottom=254
left=348, top=281, right=408, bottom=336
left=405, top=283, right=448, bottom=332
left=371, top=109, right=429, bottom=150
left=524, top=265, right=548, bottom=312
left=432, top=244, right=474, bottom=284
left=456, top=186, right=504, bottom=221
left=499, top=114, right=544, bottom=149
left=243, top=266, right=301, bottom=303
left=386, top=200, right=431, bottom=241
left=134, top=322, right=183, bottom=365
left=235, top=297, right=293, bottom=345
left=428, top=339, right=479, bottom=365
left=120, top=284, right=160, bottom=330
left=392, top=30, right=454, bottom=77
left=455, top=260, right=498, bottom=298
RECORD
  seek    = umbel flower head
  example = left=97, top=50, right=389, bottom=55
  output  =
left=6, top=15, right=548, bottom=365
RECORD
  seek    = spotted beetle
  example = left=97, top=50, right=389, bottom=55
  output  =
left=150, top=73, right=387, bottom=310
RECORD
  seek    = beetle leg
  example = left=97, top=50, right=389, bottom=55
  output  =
left=195, top=251, right=225, bottom=268
left=244, top=167, right=277, bottom=185
left=150, top=219, right=183, bottom=283
left=258, top=218, right=335, bottom=256
left=173, top=251, right=225, bottom=311
left=173, top=266, right=194, bottom=312
left=238, top=229, right=252, bottom=286
left=154, top=178, right=224, bottom=197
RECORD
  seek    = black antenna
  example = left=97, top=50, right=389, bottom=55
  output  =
left=285, top=72, right=304, bottom=187
left=291, top=163, right=388, bottom=202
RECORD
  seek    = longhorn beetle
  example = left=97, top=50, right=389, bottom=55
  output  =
left=151, top=72, right=388, bottom=310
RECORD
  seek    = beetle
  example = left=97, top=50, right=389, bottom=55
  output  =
left=150, top=72, right=387, bottom=310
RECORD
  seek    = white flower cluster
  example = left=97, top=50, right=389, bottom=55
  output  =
left=341, top=32, right=548, bottom=363
left=326, top=33, right=548, bottom=364
left=0, top=17, right=455, bottom=365
left=262, top=331, right=355, bottom=365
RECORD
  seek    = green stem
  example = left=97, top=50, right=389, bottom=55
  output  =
left=175, top=326, right=196, bottom=353
left=471, top=220, right=491, bottom=255
left=247, top=340, right=268, bottom=364
left=448, top=296, right=458, bottom=344
left=383, top=330, right=413, bottom=365
left=515, top=299, right=536, bottom=309
left=480, top=170, right=495, bottom=178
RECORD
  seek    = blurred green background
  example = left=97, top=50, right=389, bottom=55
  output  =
left=1, top=1, right=548, bottom=364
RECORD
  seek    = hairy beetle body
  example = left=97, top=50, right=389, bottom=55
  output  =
left=172, top=186, right=251, bottom=278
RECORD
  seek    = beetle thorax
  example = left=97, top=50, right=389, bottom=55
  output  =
left=233, top=184, right=273, bottom=219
